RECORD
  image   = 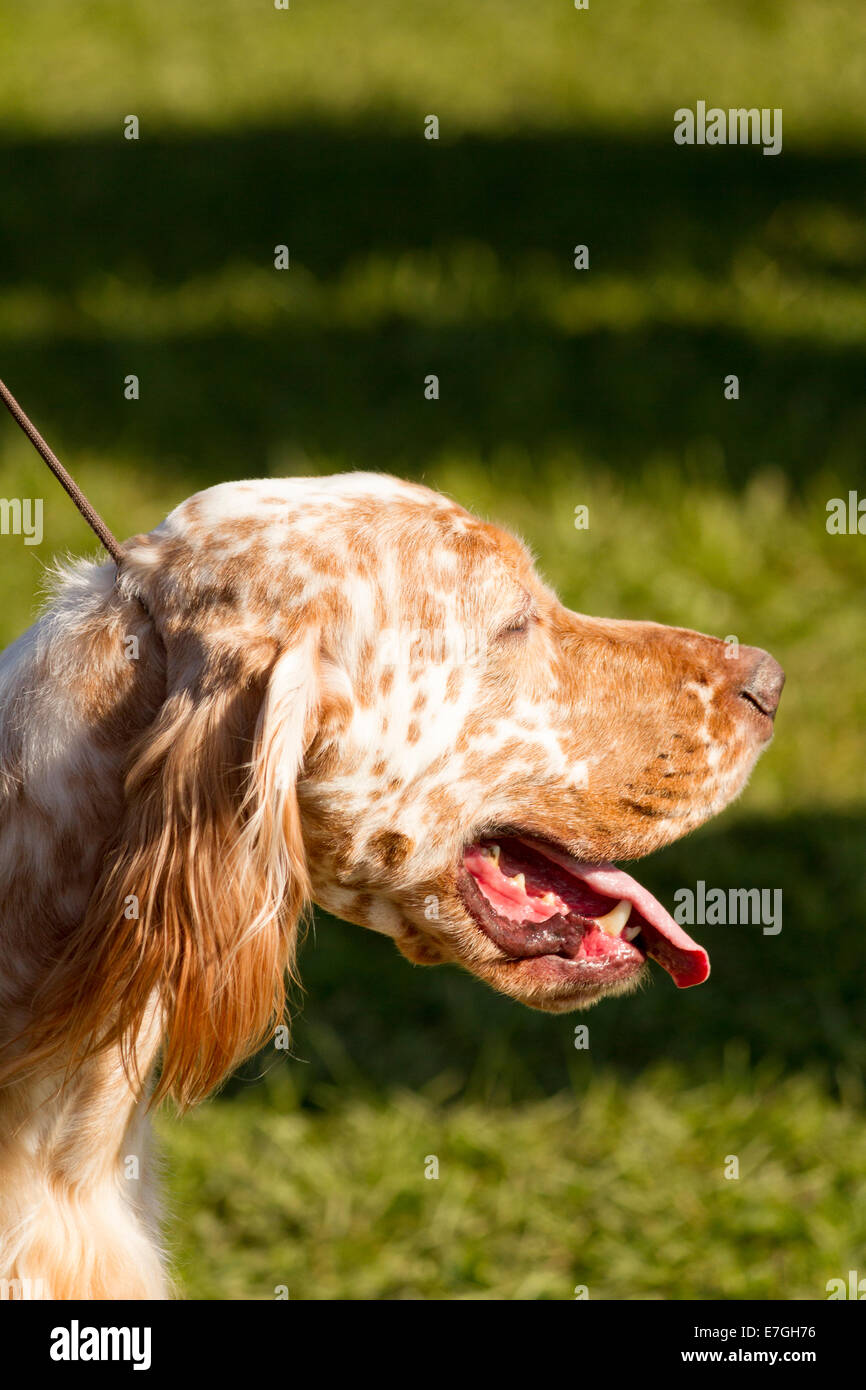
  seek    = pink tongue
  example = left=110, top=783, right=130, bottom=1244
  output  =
left=520, top=839, right=710, bottom=989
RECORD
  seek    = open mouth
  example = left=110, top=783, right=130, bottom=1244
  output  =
left=458, top=835, right=709, bottom=996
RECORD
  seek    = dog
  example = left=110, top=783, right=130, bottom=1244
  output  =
left=0, top=471, right=783, bottom=1298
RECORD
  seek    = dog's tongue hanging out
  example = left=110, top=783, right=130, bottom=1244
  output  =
left=463, top=836, right=709, bottom=988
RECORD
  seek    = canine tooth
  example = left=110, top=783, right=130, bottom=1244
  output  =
left=595, top=898, right=632, bottom=938
left=483, top=844, right=501, bottom=864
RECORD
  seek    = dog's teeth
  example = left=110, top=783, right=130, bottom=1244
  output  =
left=623, top=923, right=642, bottom=942
left=483, top=843, right=501, bottom=864
left=509, top=872, right=526, bottom=893
left=595, top=898, right=632, bottom=937
left=540, top=891, right=557, bottom=906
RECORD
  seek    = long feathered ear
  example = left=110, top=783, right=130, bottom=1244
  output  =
left=27, top=625, right=320, bottom=1109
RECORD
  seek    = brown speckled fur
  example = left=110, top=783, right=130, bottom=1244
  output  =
left=0, top=472, right=777, bottom=1298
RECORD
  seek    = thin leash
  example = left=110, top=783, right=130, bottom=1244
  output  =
left=0, top=378, right=124, bottom=565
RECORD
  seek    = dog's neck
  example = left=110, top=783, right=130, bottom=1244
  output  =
left=0, top=561, right=163, bottom=1022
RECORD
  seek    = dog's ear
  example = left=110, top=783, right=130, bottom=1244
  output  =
left=29, top=623, right=320, bottom=1109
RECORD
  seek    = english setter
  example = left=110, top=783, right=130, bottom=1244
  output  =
left=0, top=472, right=783, bottom=1298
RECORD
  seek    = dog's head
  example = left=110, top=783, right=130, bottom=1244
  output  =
left=13, top=474, right=782, bottom=1104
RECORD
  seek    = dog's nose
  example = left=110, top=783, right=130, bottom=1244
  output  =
left=740, top=650, right=785, bottom=719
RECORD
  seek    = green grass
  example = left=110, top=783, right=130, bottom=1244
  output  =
left=159, top=1064, right=866, bottom=1300
left=1, top=0, right=864, bottom=1299
left=2, top=0, right=866, bottom=142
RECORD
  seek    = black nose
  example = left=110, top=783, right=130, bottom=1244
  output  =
left=741, top=652, right=785, bottom=718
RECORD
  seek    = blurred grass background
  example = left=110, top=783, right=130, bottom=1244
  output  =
left=1, top=0, right=864, bottom=1299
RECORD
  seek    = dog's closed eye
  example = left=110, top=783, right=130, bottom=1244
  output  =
left=496, top=596, right=538, bottom=640
left=492, top=586, right=539, bottom=644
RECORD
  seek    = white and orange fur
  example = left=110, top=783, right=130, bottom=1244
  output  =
left=0, top=472, right=783, bottom=1298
